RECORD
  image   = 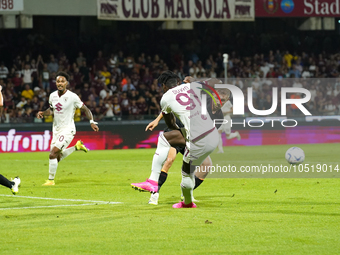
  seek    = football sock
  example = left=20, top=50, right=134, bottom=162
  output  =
left=0, top=174, right=13, bottom=189
left=194, top=176, right=204, bottom=190
left=227, top=132, right=238, bottom=139
left=157, top=171, right=168, bottom=193
left=181, top=171, right=195, bottom=205
left=60, top=147, right=76, bottom=161
left=218, top=134, right=223, bottom=151
left=48, top=158, right=58, bottom=180
left=149, top=133, right=171, bottom=182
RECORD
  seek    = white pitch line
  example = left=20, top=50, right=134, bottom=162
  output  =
left=0, top=203, right=107, bottom=210
left=0, top=194, right=121, bottom=204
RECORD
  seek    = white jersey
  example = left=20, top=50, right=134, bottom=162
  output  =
left=221, top=100, right=233, bottom=118
left=161, top=82, right=216, bottom=142
left=49, top=90, right=84, bottom=133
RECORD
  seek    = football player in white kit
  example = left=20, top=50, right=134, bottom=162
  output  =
left=217, top=95, right=241, bottom=153
left=159, top=72, right=219, bottom=208
left=131, top=78, right=224, bottom=206
left=37, top=72, right=99, bottom=186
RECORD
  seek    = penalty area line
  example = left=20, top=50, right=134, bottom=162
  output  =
left=0, top=194, right=121, bottom=204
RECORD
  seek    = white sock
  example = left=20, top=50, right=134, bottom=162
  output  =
left=49, top=158, right=58, bottom=180
left=60, top=147, right=76, bottom=161
left=149, top=133, right=171, bottom=182
left=218, top=134, right=223, bottom=152
left=227, top=132, right=238, bottom=140
left=181, top=171, right=195, bottom=205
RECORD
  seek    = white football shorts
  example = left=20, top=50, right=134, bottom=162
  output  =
left=183, top=127, right=219, bottom=166
left=50, top=129, right=76, bottom=151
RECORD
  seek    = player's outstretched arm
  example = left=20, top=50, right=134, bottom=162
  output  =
left=81, top=104, right=99, bottom=132
left=37, top=108, right=52, bottom=119
left=145, top=112, right=163, bottom=131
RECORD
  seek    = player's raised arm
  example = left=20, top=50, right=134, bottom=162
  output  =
left=37, top=108, right=52, bottom=119
left=145, top=112, right=163, bottom=131
left=81, top=104, right=99, bottom=132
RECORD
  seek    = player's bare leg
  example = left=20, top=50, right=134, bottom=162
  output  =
left=162, top=148, right=177, bottom=174
left=163, top=129, right=186, bottom=147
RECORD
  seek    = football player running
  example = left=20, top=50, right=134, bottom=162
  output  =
left=37, top=71, right=99, bottom=186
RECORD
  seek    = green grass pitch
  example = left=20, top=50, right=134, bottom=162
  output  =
left=0, top=144, right=339, bottom=254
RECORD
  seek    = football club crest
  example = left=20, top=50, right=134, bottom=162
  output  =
left=263, top=0, right=279, bottom=14
left=281, top=0, right=294, bottom=14
left=64, top=97, right=68, bottom=102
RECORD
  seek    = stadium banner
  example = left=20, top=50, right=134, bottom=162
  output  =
left=0, top=0, right=24, bottom=11
left=0, top=121, right=340, bottom=153
left=256, top=0, right=340, bottom=17
left=97, top=0, right=254, bottom=21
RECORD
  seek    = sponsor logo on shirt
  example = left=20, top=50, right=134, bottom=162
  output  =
left=55, top=103, right=63, bottom=112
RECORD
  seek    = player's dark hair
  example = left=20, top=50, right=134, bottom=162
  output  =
left=56, top=71, right=70, bottom=81
left=158, top=71, right=179, bottom=88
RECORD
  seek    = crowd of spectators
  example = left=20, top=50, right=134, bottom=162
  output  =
left=0, top=48, right=340, bottom=123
